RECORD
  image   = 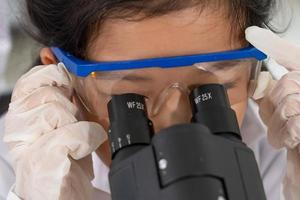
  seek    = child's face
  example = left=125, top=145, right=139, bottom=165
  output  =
left=73, top=8, right=251, bottom=165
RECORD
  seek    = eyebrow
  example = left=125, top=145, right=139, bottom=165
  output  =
left=93, top=60, right=245, bottom=80
left=208, top=60, right=244, bottom=71
left=94, top=71, right=154, bottom=81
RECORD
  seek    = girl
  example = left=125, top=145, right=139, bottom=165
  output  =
left=3, top=0, right=300, bottom=199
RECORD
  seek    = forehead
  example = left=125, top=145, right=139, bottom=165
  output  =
left=87, top=7, right=245, bottom=62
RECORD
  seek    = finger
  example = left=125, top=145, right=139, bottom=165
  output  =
left=12, top=63, right=72, bottom=102
left=267, top=101, right=289, bottom=149
left=284, top=115, right=300, bottom=149
left=267, top=93, right=300, bottom=149
left=49, top=121, right=108, bottom=160
left=257, top=72, right=300, bottom=126
left=60, top=159, right=94, bottom=200
left=4, top=101, right=78, bottom=144
left=75, top=155, right=94, bottom=181
left=258, top=96, right=274, bottom=126
left=13, top=121, right=107, bottom=199
left=8, top=86, right=78, bottom=115
left=268, top=72, right=300, bottom=109
left=14, top=145, right=72, bottom=200
left=252, top=71, right=276, bottom=100
left=283, top=149, right=300, bottom=199
left=92, top=188, right=111, bottom=199
left=246, top=26, right=300, bottom=71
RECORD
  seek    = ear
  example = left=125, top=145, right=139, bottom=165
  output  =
left=40, top=48, right=57, bottom=65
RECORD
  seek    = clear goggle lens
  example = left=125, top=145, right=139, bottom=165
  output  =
left=72, top=59, right=261, bottom=129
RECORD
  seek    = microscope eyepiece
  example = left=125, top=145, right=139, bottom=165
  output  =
left=108, top=93, right=154, bottom=160
left=190, top=84, right=241, bottom=140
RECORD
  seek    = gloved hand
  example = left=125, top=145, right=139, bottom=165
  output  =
left=246, top=26, right=300, bottom=200
left=3, top=63, right=108, bottom=200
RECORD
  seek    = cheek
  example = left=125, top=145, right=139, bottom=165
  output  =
left=225, top=68, right=251, bottom=126
left=73, top=77, right=111, bottom=127
left=231, top=100, right=248, bottom=127
left=73, top=78, right=115, bottom=166
left=96, top=140, right=112, bottom=167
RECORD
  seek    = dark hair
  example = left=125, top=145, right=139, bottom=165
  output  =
left=25, top=0, right=276, bottom=58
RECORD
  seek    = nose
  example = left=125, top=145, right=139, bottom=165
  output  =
left=150, top=85, right=192, bottom=133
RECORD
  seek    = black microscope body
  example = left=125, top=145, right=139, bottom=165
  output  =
left=107, top=84, right=266, bottom=200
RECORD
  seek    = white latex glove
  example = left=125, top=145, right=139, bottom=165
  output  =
left=3, top=63, right=108, bottom=200
left=246, top=26, right=300, bottom=200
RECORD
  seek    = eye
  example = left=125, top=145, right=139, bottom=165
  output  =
left=101, top=87, right=151, bottom=99
left=188, top=81, right=237, bottom=91
left=223, top=81, right=237, bottom=89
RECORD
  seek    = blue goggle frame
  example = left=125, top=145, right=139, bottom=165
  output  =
left=51, top=46, right=267, bottom=77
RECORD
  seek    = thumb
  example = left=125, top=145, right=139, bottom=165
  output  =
left=50, top=121, right=108, bottom=160
left=246, top=26, right=300, bottom=71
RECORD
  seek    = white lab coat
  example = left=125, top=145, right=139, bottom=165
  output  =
left=0, top=115, right=14, bottom=200
left=0, top=100, right=287, bottom=200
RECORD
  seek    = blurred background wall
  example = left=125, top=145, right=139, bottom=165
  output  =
left=0, top=0, right=40, bottom=95
left=280, top=0, right=300, bottom=44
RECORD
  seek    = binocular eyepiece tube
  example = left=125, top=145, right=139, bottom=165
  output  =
left=108, top=84, right=240, bottom=159
left=107, top=94, right=154, bottom=160
left=107, top=84, right=266, bottom=200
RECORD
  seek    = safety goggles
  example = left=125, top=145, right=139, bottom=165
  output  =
left=52, top=46, right=267, bottom=127
left=52, top=46, right=266, bottom=77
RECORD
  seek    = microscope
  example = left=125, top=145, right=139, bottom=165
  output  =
left=107, top=84, right=267, bottom=200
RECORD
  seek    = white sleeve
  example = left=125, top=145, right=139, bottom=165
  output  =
left=0, top=156, right=15, bottom=199
left=0, top=116, right=16, bottom=200
left=6, top=185, right=21, bottom=200
left=254, top=136, right=287, bottom=200
left=241, top=100, right=287, bottom=200
left=6, top=185, right=112, bottom=200
left=244, top=125, right=287, bottom=200
left=280, top=183, right=286, bottom=200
